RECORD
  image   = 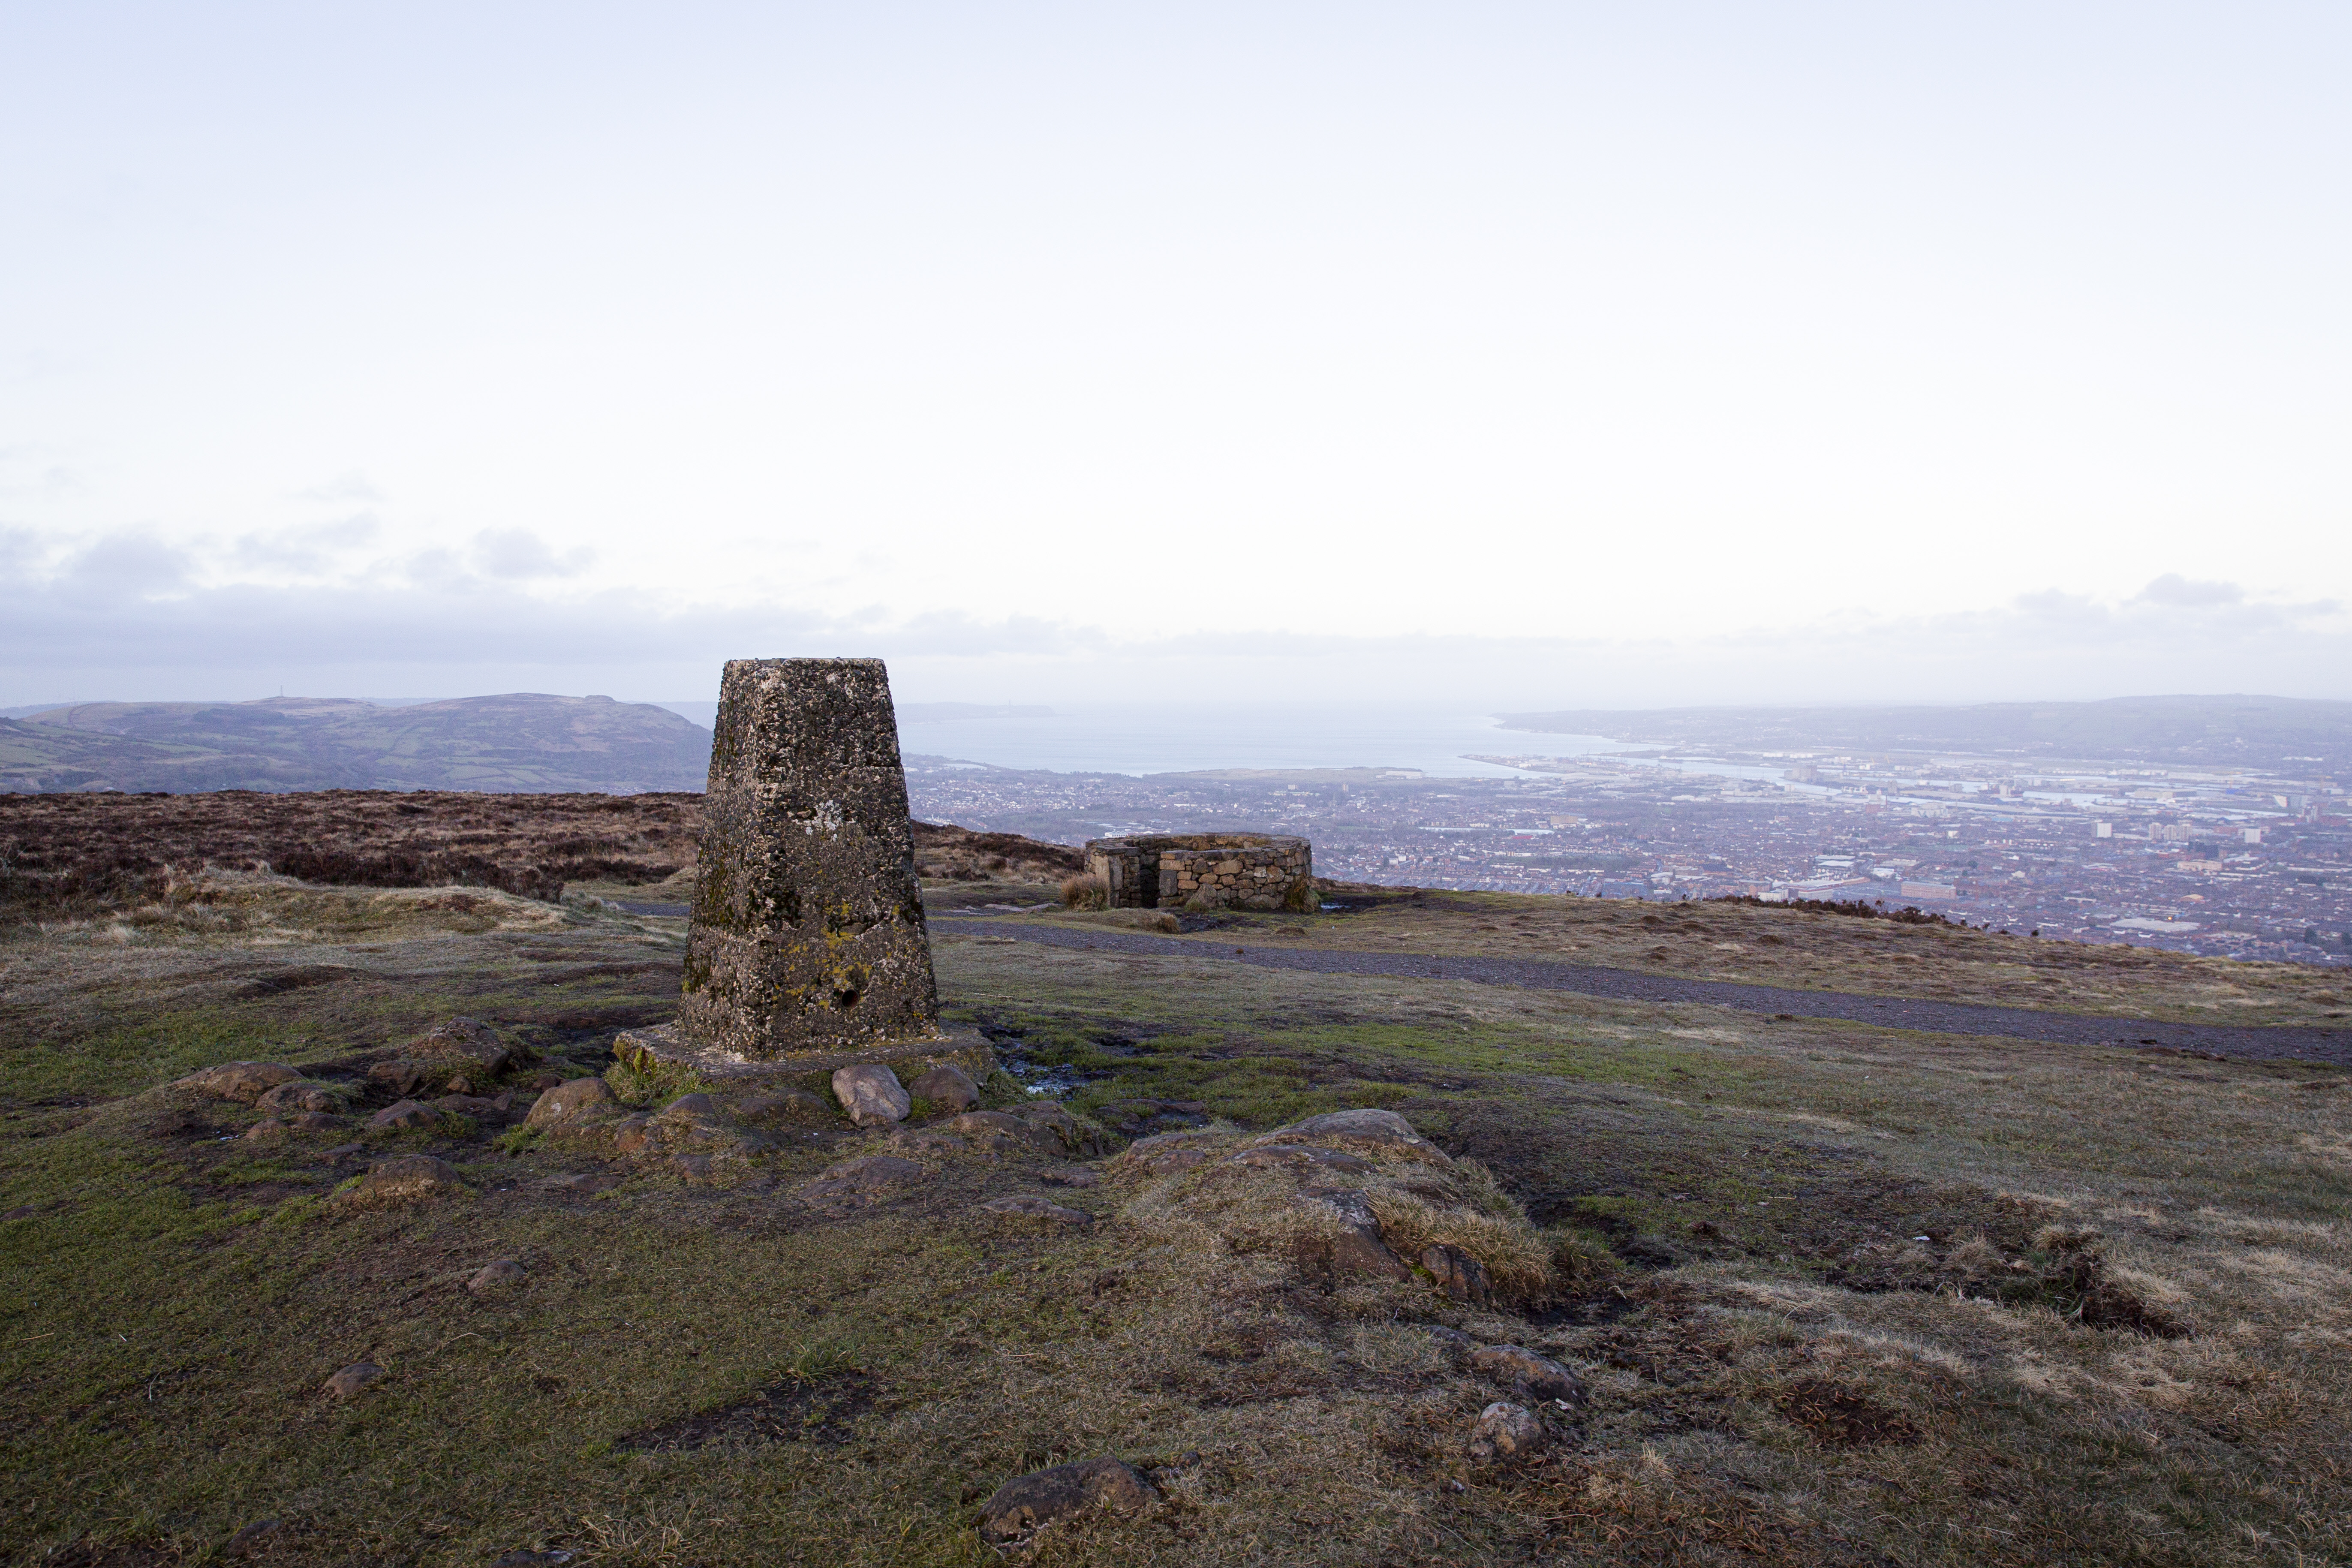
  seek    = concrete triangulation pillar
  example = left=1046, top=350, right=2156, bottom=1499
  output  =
left=675, top=657, right=942, bottom=1059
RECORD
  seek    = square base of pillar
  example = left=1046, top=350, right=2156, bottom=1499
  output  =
left=612, top=1021, right=999, bottom=1088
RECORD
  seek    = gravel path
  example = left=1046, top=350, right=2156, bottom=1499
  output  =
left=932, top=918, right=2352, bottom=1065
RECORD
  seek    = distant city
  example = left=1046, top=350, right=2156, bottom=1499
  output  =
left=905, top=738, right=2351, bottom=968
left=8, top=690, right=2348, bottom=966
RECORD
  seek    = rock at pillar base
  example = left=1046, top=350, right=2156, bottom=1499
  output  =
left=833, top=1063, right=911, bottom=1126
left=908, top=1063, right=980, bottom=1113
left=677, top=658, right=941, bottom=1061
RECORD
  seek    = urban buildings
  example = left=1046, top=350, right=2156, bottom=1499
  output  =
left=903, top=745, right=2350, bottom=966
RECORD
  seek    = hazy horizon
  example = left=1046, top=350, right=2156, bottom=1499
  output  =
left=6, top=4, right=2348, bottom=707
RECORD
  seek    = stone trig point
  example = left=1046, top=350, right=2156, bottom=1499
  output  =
left=626, top=658, right=984, bottom=1079
left=1084, top=833, right=1315, bottom=913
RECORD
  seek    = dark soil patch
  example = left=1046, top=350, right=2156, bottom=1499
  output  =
left=1775, top=1378, right=1920, bottom=1446
left=1524, top=1281, right=1654, bottom=1329
left=233, top=964, right=361, bottom=998
left=616, top=1373, right=879, bottom=1451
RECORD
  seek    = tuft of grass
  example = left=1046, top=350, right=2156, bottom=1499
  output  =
left=495, top=1126, right=543, bottom=1156
left=1366, top=1191, right=1555, bottom=1303
left=605, top=1056, right=712, bottom=1108
left=780, top=1334, right=869, bottom=1382
left=1059, top=872, right=1110, bottom=911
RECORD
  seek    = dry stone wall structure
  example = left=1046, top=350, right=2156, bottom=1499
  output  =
left=1084, top=833, right=1314, bottom=913
left=676, top=658, right=941, bottom=1060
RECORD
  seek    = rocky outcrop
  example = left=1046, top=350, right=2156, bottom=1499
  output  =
left=1249, top=1108, right=1447, bottom=1159
left=1470, top=1344, right=1584, bottom=1404
left=1300, top=1188, right=1413, bottom=1280
left=978, top=1456, right=1153, bottom=1544
left=1468, top=1402, right=1544, bottom=1463
left=371, top=1017, right=532, bottom=1095
left=526, top=1076, right=618, bottom=1126
left=176, top=1062, right=302, bottom=1104
left=347, top=1155, right=469, bottom=1204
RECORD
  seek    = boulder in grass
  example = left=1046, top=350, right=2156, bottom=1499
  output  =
left=1423, top=1243, right=1493, bottom=1307
left=978, top=1456, right=1153, bottom=1543
left=1469, top=1344, right=1584, bottom=1405
left=1251, top=1108, right=1447, bottom=1161
left=323, top=1362, right=383, bottom=1399
left=408, top=1016, right=525, bottom=1084
left=177, top=1062, right=302, bottom=1105
left=258, top=1082, right=337, bottom=1114
left=1468, top=1402, right=1544, bottom=1463
left=831, top=1064, right=911, bottom=1127
left=371, top=1100, right=441, bottom=1131
left=908, top=1064, right=980, bottom=1114
left=1014, top=1101, right=1106, bottom=1159
left=1300, top=1188, right=1412, bottom=1281
left=526, top=1076, right=617, bottom=1127
left=468, top=1258, right=528, bottom=1294
left=352, top=1154, right=468, bottom=1204
left=945, top=1110, right=1056, bottom=1157
left=368, top=1059, right=434, bottom=1098
left=1227, top=1145, right=1375, bottom=1175
left=653, top=1093, right=732, bottom=1143
left=243, top=1118, right=291, bottom=1145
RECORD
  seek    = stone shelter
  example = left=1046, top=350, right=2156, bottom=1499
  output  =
left=1084, top=833, right=1314, bottom=912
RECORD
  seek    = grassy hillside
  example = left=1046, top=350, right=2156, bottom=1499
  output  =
left=0, top=694, right=713, bottom=793
left=2, top=849, right=2349, bottom=1564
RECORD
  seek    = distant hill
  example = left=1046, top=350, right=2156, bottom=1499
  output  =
left=650, top=699, right=1054, bottom=731
left=1496, top=695, right=2352, bottom=771
left=0, top=695, right=714, bottom=794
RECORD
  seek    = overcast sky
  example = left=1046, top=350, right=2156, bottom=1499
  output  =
left=5, top=2, right=2348, bottom=710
